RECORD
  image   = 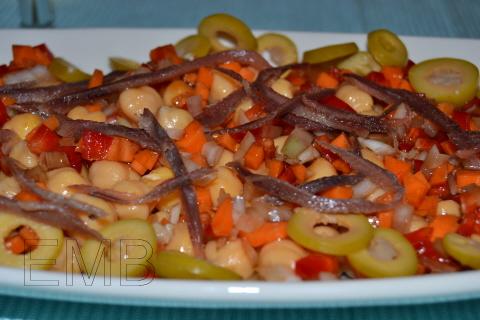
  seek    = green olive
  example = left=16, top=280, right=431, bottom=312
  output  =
left=48, top=57, right=90, bottom=83
left=443, top=233, right=480, bottom=269
left=109, top=57, right=141, bottom=71
left=367, top=29, right=408, bottom=67
left=81, top=219, right=157, bottom=277
left=337, top=51, right=381, bottom=76
left=408, top=58, right=479, bottom=107
left=175, top=34, right=212, bottom=59
left=302, top=42, right=359, bottom=65
left=287, top=208, right=374, bottom=256
left=347, top=228, right=418, bottom=278
left=0, top=213, right=63, bottom=270
left=198, top=13, right=257, bottom=52
left=257, top=33, right=298, bottom=66
left=154, top=250, right=241, bottom=280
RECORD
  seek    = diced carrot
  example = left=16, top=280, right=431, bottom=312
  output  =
left=416, top=195, right=440, bottom=216
left=149, top=44, right=182, bottom=64
left=244, top=103, right=265, bottom=120
left=384, top=155, right=411, bottom=182
left=267, top=159, right=283, bottom=178
left=183, top=72, right=197, bottom=85
left=243, top=222, right=288, bottom=247
left=1, top=96, right=16, bottom=106
left=291, top=164, right=307, bottom=183
left=429, top=215, right=459, bottom=241
left=377, top=210, right=393, bottom=228
left=5, top=236, right=26, bottom=255
left=43, top=115, right=59, bottom=131
left=456, top=170, right=480, bottom=188
left=437, top=102, right=455, bottom=116
left=88, top=69, right=104, bottom=88
left=398, top=79, right=413, bottom=91
left=244, top=143, right=264, bottom=170
left=176, top=121, right=207, bottom=154
left=85, top=102, right=102, bottom=112
left=196, top=187, right=212, bottom=213
left=197, top=67, right=213, bottom=88
left=439, top=140, right=456, bottom=155
left=239, top=67, right=256, bottom=82
left=215, top=133, right=237, bottom=152
left=316, top=72, right=339, bottom=89
left=195, top=81, right=210, bottom=101
left=219, top=61, right=242, bottom=73
left=105, top=137, right=140, bottom=162
left=382, top=66, right=403, bottom=88
left=11, top=44, right=53, bottom=69
left=15, top=189, right=42, bottom=202
left=430, top=163, right=449, bottom=186
left=404, top=171, right=430, bottom=207
left=190, top=152, right=208, bottom=167
left=130, top=149, right=159, bottom=175
left=211, top=197, right=233, bottom=237
left=322, top=186, right=353, bottom=199
left=19, top=226, right=39, bottom=248
left=330, top=132, right=350, bottom=149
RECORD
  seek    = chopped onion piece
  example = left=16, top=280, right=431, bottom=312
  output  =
left=422, top=145, right=449, bottom=170
left=165, top=128, right=185, bottom=140
left=281, top=128, right=313, bottom=159
left=297, top=146, right=320, bottom=164
left=352, top=178, right=377, bottom=198
left=393, top=203, right=413, bottom=233
left=186, top=95, right=203, bottom=117
left=202, top=141, right=224, bottom=166
left=234, top=131, right=255, bottom=162
left=4, top=65, right=54, bottom=85
left=232, top=196, right=245, bottom=223
left=358, top=137, right=395, bottom=156
left=393, top=103, right=408, bottom=119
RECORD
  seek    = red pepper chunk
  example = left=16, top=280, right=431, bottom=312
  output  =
left=26, top=125, right=60, bottom=154
left=59, top=146, right=83, bottom=172
left=452, top=111, right=471, bottom=131
left=295, top=253, right=339, bottom=280
left=319, top=95, right=355, bottom=113
left=457, top=209, right=480, bottom=237
left=0, top=100, right=9, bottom=126
left=149, top=44, right=182, bottom=65
left=79, top=130, right=113, bottom=161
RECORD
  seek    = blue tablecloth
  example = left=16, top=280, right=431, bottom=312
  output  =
left=0, top=0, right=479, bottom=319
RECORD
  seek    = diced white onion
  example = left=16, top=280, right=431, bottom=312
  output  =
left=169, top=203, right=182, bottom=224
left=4, top=65, right=54, bottom=85
left=234, top=131, right=255, bottom=162
left=352, top=178, right=377, bottom=198
left=393, top=103, right=408, bottom=119
left=186, top=95, right=203, bottom=117
left=297, top=146, right=320, bottom=164
left=422, top=145, right=449, bottom=169
left=201, top=141, right=223, bottom=166
left=165, top=128, right=184, bottom=140
left=232, top=196, right=245, bottom=223
left=358, top=137, right=395, bottom=156
left=393, top=203, right=413, bottom=233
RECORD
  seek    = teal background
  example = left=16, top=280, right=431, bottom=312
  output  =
left=1, top=0, right=480, bottom=318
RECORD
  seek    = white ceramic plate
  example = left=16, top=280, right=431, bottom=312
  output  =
left=0, top=29, right=479, bottom=308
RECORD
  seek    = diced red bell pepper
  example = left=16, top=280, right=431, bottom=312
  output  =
left=295, top=253, right=339, bottom=280
left=59, top=146, right=83, bottom=172
left=405, top=227, right=440, bottom=261
left=278, top=165, right=296, bottom=184
left=452, top=111, right=471, bottom=131
left=0, top=100, right=9, bottom=126
left=461, top=97, right=480, bottom=111
left=319, top=95, right=355, bottom=112
left=11, top=44, right=53, bottom=69
left=149, top=44, right=182, bottom=65
left=26, top=124, right=60, bottom=154
left=457, top=208, right=480, bottom=237
left=366, top=71, right=389, bottom=87
left=78, top=130, right=113, bottom=161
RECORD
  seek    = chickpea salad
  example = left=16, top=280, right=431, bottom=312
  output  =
left=0, top=14, right=479, bottom=282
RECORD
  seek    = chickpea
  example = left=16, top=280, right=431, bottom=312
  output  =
left=47, top=167, right=88, bottom=196
left=0, top=174, right=20, bottom=198
left=3, top=113, right=42, bottom=139
left=157, top=106, right=193, bottom=131
left=209, top=71, right=239, bottom=103
left=307, top=157, right=337, bottom=181
left=216, top=150, right=234, bottom=167
left=271, top=78, right=294, bottom=99
left=118, top=86, right=163, bottom=122
left=72, top=194, right=117, bottom=231
left=436, top=200, right=461, bottom=217
left=205, top=239, right=256, bottom=279
left=142, top=166, right=174, bottom=185
left=336, top=84, right=374, bottom=115
left=408, top=215, right=428, bottom=233
left=208, top=166, right=243, bottom=207
left=361, top=148, right=385, bottom=168
left=67, top=106, right=106, bottom=122
left=165, top=222, right=193, bottom=256
left=9, top=141, right=38, bottom=169
left=51, top=237, right=82, bottom=273
left=162, top=80, right=193, bottom=106
left=112, top=180, right=150, bottom=220
left=258, top=239, right=307, bottom=270
left=88, top=160, right=131, bottom=189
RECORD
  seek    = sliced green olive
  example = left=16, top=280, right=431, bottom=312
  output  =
left=337, top=51, right=381, bottom=76
left=443, top=233, right=480, bottom=269
left=302, top=42, right=359, bottom=65
left=48, top=57, right=90, bottom=82
left=81, top=219, right=157, bottom=277
left=109, top=57, right=141, bottom=71
left=408, top=58, right=479, bottom=107
left=287, top=208, right=374, bottom=256
left=257, top=33, right=298, bottom=66
left=154, top=250, right=241, bottom=280
left=367, top=29, right=408, bottom=67
left=198, top=13, right=257, bottom=52
left=0, top=213, right=63, bottom=270
left=347, top=228, right=418, bottom=278
left=175, top=34, right=212, bottom=59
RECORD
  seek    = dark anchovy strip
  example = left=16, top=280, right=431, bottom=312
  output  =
left=228, top=162, right=397, bottom=214
left=195, top=88, right=247, bottom=127
left=7, top=158, right=107, bottom=218
left=139, top=109, right=204, bottom=257
left=300, top=174, right=364, bottom=194
left=69, top=168, right=215, bottom=204
left=0, top=195, right=102, bottom=239
left=344, top=73, right=480, bottom=150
